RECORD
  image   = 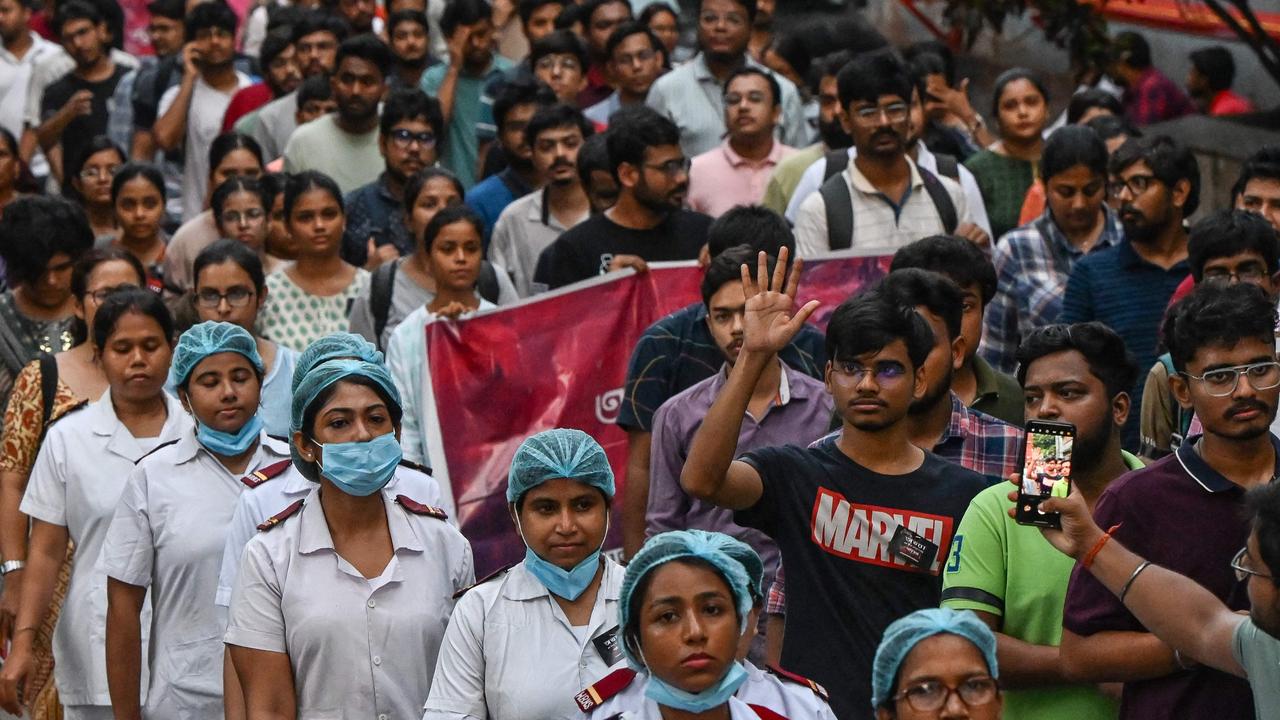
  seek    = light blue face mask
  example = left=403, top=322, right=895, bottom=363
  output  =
left=515, top=514, right=607, bottom=601
left=313, top=433, right=402, bottom=496
left=196, top=414, right=263, bottom=456
left=644, top=661, right=748, bottom=712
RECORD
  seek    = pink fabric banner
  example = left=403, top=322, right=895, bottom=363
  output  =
left=426, top=254, right=893, bottom=573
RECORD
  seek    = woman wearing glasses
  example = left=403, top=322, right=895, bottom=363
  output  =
left=102, top=163, right=170, bottom=293
left=212, top=176, right=286, bottom=275
left=188, top=239, right=297, bottom=437
left=962, top=69, right=1049, bottom=242
left=871, top=608, right=1002, bottom=720
left=0, top=247, right=145, bottom=717
left=66, top=137, right=128, bottom=241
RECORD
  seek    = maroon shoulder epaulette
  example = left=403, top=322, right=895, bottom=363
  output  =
left=765, top=664, right=829, bottom=701
left=397, top=458, right=433, bottom=475
left=395, top=495, right=449, bottom=520
left=451, top=563, right=514, bottom=600
left=242, top=459, right=292, bottom=489
left=573, top=667, right=637, bottom=713
left=256, top=499, right=304, bottom=531
left=748, top=704, right=789, bottom=720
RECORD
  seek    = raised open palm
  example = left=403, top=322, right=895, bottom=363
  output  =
left=740, top=247, right=821, bottom=355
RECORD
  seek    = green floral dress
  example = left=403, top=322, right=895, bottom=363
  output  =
left=258, top=267, right=371, bottom=353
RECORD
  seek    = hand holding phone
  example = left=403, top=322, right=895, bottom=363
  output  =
left=1015, top=420, right=1076, bottom=528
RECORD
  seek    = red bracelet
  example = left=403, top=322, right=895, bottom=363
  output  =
left=1083, top=523, right=1123, bottom=569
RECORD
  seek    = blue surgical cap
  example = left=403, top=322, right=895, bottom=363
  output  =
left=619, top=530, right=754, bottom=668
left=704, top=534, right=764, bottom=603
left=870, top=608, right=999, bottom=708
left=506, top=428, right=615, bottom=502
left=169, top=321, right=264, bottom=388
left=292, top=333, right=383, bottom=393
left=289, top=358, right=404, bottom=481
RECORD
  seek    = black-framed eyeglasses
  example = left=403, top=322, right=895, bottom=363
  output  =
left=86, top=284, right=138, bottom=303
left=852, top=102, right=909, bottom=122
left=644, top=157, right=690, bottom=177
left=1181, top=361, right=1280, bottom=397
left=1201, top=265, right=1269, bottom=286
left=389, top=128, right=437, bottom=148
left=534, top=55, right=582, bottom=73
left=1108, top=173, right=1157, bottom=198
left=1232, top=546, right=1274, bottom=582
left=891, top=677, right=999, bottom=712
left=195, top=287, right=255, bottom=309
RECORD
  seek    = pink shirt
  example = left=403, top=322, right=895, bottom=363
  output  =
left=687, top=139, right=795, bottom=218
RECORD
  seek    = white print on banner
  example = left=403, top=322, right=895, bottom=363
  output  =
left=595, top=388, right=624, bottom=424
left=809, top=487, right=954, bottom=574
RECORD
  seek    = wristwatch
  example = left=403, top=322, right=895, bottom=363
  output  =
left=965, top=113, right=986, bottom=133
left=0, top=559, right=25, bottom=575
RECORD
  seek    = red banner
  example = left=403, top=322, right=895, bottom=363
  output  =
left=425, top=253, right=893, bottom=574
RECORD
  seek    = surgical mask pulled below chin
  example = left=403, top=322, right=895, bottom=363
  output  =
left=314, top=433, right=401, bottom=496
left=516, top=515, right=607, bottom=600
left=196, top=413, right=263, bottom=456
left=645, top=661, right=748, bottom=713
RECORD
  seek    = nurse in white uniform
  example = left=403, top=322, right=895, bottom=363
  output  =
left=225, top=356, right=473, bottom=719
left=0, top=289, right=190, bottom=720
left=575, top=530, right=786, bottom=720
left=574, top=534, right=835, bottom=720
left=424, top=428, right=628, bottom=720
left=101, top=321, right=292, bottom=719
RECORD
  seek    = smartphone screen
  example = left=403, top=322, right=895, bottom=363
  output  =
left=1016, top=420, right=1075, bottom=527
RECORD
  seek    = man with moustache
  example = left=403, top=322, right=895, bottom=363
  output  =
left=387, top=10, right=436, bottom=91
left=1061, top=134, right=1197, bottom=450
left=533, top=105, right=711, bottom=289
left=489, top=104, right=593, bottom=297
left=341, top=89, right=443, bottom=269
left=943, top=322, right=1142, bottom=719
left=792, top=51, right=971, bottom=255
left=583, top=22, right=665, bottom=127
left=1058, top=283, right=1275, bottom=720
left=152, top=0, right=252, bottom=221
left=285, top=33, right=390, bottom=193
left=646, top=0, right=806, bottom=156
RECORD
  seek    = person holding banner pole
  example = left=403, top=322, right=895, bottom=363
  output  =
left=424, top=428, right=627, bottom=720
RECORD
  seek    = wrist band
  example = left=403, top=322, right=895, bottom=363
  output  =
left=1119, top=560, right=1153, bottom=604
left=1082, top=523, right=1122, bottom=569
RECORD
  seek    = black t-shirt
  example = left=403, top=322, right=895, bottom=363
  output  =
left=534, top=209, right=711, bottom=290
left=736, top=439, right=987, bottom=720
left=41, top=65, right=129, bottom=172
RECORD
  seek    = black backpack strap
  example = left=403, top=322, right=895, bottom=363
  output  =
left=932, top=152, right=960, bottom=181
left=918, top=165, right=958, bottom=234
left=37, top=353, right=57, bottom=443
left=820, top=172, right=854, bottom=251
left=822, top=149, right=850, bottom=183
left=370, top=260, right=399, bottom=350
left=477, top=261, right=499, bottom=304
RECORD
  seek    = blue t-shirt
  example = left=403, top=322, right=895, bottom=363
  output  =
left=419, top=57, right=513, bottom=189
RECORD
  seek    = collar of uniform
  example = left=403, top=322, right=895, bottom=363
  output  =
left=846, top=155, right=923, bottom=196
left=504, top=554, right=624, bottom=601
left=713, top=359, right=794, bottom=406
left=168, top=428, right=292, bottom=464
left=88, top=387, right=185, bottom=438
left=1174, top=434, right=1280, bottom=493
left=298, top=489, right=425, bottom=554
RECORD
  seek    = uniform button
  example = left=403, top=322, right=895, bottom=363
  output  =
left=367, top=599, right=376, bottom=608
left=373, top=655, right=382, bottom=666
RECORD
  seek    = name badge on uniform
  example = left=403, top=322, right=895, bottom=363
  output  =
left=593, top=626, right=624, bottom=666
left=889, top=524, right=939, bottom=571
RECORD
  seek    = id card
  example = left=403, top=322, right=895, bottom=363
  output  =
left=889, top=524, right=939, bottom=571
left=592, top=626, right=624, bottom=666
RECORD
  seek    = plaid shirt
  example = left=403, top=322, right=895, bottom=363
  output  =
left=767, top=394, right=1023, bottom=615
left=1124, top=67, right=1195, bottom=126
left=980, top=207, right=1125, bottom=374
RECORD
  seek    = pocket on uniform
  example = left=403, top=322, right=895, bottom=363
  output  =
left=150, top=633, right=224, bottom=718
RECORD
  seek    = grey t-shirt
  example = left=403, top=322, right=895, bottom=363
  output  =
left=1232, top=617, right=1280, bottom=719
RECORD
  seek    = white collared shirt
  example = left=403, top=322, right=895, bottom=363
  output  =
left=0, top=32, right=57, bottom=138
left=490, top=189, right=589, bottom=298
left=424, top=559, right=628, bottom=720
left=19, top=389, right=190, bottom=706
left=225, top=487, right=473, bottom=720
left=215, top=462, right=446, bottom=607
left=574, top=661, right=835, bottom=720
left=101, top=431, right=291, bottom=718
left=792, top=155, right=970, bottom=256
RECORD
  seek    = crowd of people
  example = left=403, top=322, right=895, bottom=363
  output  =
left=0, top=0, right=1276, bottom=716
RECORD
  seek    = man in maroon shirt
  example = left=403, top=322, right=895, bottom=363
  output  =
left=1061, top=282, right=1278, bottom=720
left=221, top=30, right=301, bottom=131
left=1109, top=31, right=1194, bottom=126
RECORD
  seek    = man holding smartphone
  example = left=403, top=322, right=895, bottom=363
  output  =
left=1058, top=283, right=1279, bottom=720
left=943, top=321, right=1142, bottom=719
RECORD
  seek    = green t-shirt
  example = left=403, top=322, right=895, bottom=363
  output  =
left=941, top=453, right=1144, bottom=720
left=1233, top=617, right=1280, bottom=719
